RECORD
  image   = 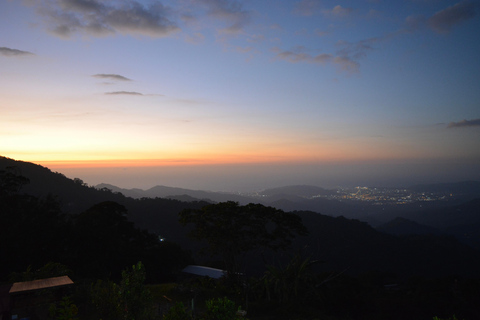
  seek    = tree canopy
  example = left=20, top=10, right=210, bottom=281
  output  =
left=179, top=201, right=308, bottom=274
left=0, top=168, right=192, bottom=283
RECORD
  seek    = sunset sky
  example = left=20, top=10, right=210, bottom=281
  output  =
left=1, top=0, right=479, bottom=191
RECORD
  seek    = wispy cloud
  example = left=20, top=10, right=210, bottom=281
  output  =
left=93, top=74, right=132, bottom=81
left=315, top=29, right=330, bottom=37
left=185, top=32, right=205, bottom=44
left=197, top=0, right=252, bottom=34
left=247, top=34, right=265, bottom=43
left=447, top=118, right=480, bottom=128
left=31, top=0, right=180, bottom=38
left=321, top=1, right=475, bottom=74
left=336, top=36, right=383, bottom=60
left=105, top=91, right=143, bottom=96
left=274, top=50, right=316, bottom=63
left=428, top=1, right=476, bottom=33
left=404, top=14, right=427, bottom=32
left=272, top=47, right=359, bottom=73
left=0, top=47, right=34, bottom=57
left=294, top=2, right=355, bottom=18
left=333, top=56, right=359, bottom=73
left=293, top=0, right=321, bottom=16
left=323, top=5, right=354, bottom=18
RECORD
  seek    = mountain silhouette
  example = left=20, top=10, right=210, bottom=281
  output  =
left=96, top=183, right=253, bottom=204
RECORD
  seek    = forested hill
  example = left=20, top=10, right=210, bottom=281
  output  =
left=0, top=156, right=209, bottom=246
left=96, top=182, right=253, bottom=204
left=2, top=155, right=480, bottom=279
left=292, top=211, right=480, bottom=278
left=0, top=156, right=126, bottom=213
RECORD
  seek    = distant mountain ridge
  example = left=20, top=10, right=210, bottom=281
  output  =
left=96, top=183, right=333, bottom=200
left=97, top=180, right=480, bottom=204
left=3, top=155, right=479, bottom=225
left=95, top=178, right=480, bottom=229
left=96, top=183, right=253, bottom=204
left=94, top=176, right=480, bottom=249
left=3, top=155, right=480, bottom=277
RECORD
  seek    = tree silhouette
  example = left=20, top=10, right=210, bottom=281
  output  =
left=0, top=167, right=71, bottom=279
left=0, top=166, right=29, bottom=197
left=73, top=201, right=154, bottom=278
left=179, top=201, right=307, bottom=276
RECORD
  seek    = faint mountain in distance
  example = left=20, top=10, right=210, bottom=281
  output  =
left=96, top=183, right=253, bottom=204
left=96, top=183, right=146, bottom=198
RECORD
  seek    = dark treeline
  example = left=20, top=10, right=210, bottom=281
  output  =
left=0, top=168, right=190, bottom=283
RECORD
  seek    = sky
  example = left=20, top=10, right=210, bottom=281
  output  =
left=1, top=0, right=480, bottom=191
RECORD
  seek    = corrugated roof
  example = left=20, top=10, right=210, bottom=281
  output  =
left=9, top=276, right=73, bottom=293
left=182, top=265, right=226, bottom=279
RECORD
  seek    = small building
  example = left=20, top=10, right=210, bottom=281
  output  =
left=0, top=276, right=74, bottom=320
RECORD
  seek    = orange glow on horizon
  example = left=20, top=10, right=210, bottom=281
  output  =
left=34, top=152, right=429, bottom=169
left=37, top=156, right=304, bottom=169
left=10, top=135, right=434, bottom=170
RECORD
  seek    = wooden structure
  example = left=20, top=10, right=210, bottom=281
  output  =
left=0, top=276, right=73, bottom=320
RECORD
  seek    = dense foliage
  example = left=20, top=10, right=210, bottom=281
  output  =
left=180, top=201, right=308, bottom=275
left=0, top=167, right=191, bottom=283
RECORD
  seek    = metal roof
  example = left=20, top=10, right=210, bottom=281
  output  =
left=9, top=276, right=73, bottom=293
left=182, top=265, right=226, bottom=279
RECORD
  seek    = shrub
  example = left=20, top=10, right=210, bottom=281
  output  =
left=203, top=297, right=243, bottom=320
left=49, top=296, right=78, bottom=320
left=433, top=316, right=463, bottom=320
left=163, top=302, right=192, bottom=320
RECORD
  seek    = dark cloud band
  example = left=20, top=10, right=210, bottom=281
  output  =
left=428, top=1, right=476, bottom=33
left=34, top=0, right=180, bottom=38
left=93, top=74, right=132, bottom=81
left=0, top=47, right=34, bottom=57
left=105, top=91, right=143, bottom=96
left=448, top=118, right=480, bottom=128
left=199, top=0, right=252, bottom=34
left=272, top=47, right=359, bottom=73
